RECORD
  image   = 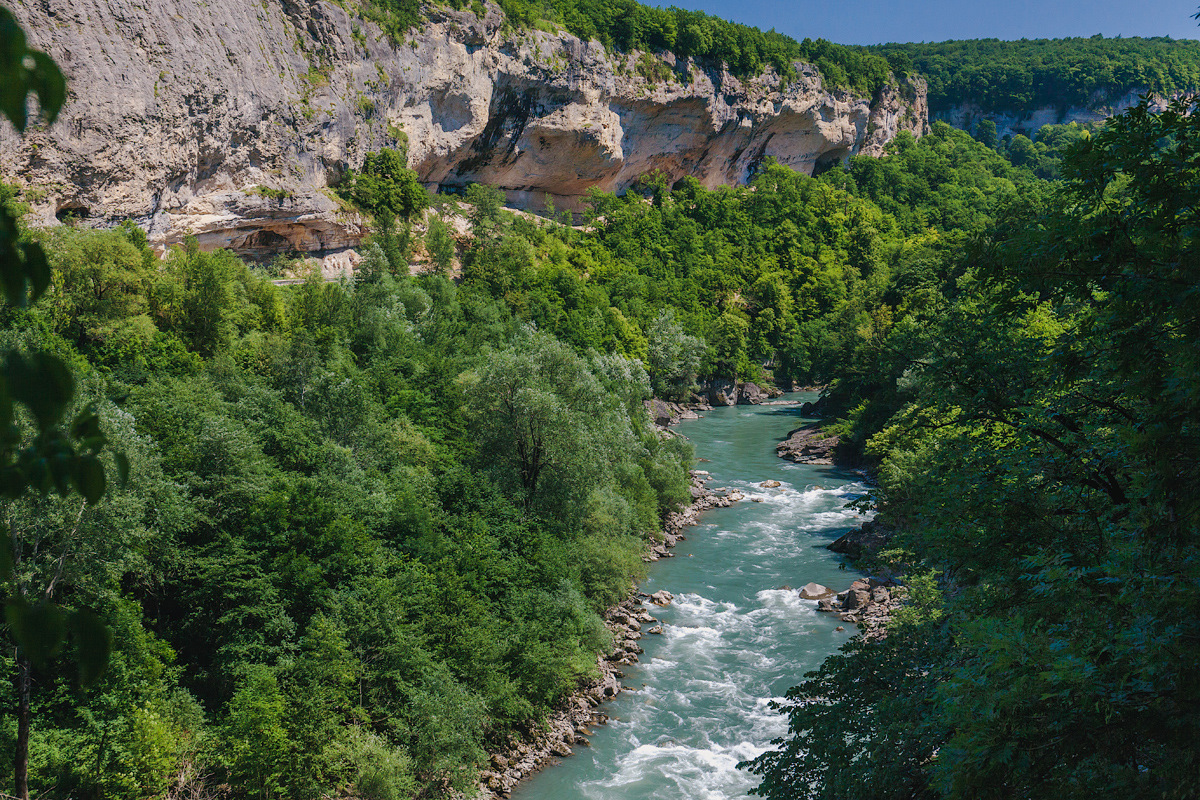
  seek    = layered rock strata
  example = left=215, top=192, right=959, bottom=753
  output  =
left=3, top=0, right=928, bottom=260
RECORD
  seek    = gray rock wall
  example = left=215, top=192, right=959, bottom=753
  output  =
left=2, top=0, right=928, bottom=259
left=936, top=88, right=1175, bottom=140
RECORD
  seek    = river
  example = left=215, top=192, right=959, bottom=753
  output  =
left=512, top=393, right=871, bottom=800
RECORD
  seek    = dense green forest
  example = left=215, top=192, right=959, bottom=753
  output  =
left=0, top=80, right=1030, bottom=799
left=744, top=95, right=1200, bottom=800
left=3, top=2, right=1199, bottom=798
left=871, top=36, right=1200, bottom=113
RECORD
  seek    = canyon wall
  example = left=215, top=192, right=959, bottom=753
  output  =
left=936, top=88, right=1175, bottom=140
left=1, top=0, right=928, bottom=259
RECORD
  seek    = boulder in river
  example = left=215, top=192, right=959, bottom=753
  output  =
left=738, top=382, right=769, bottom=405
left=648, top=590, right=674, bottom=607
left=799, top=582, right=835, bottom=600
left=828, top=519, right=894, bottom=560
left=760, top=480, right=782, bottom=488
left=776, top=423, right=839, bottom=464
left=843, top=589, right=871, bottom=610
left=707, top=378, right=739, bottom=407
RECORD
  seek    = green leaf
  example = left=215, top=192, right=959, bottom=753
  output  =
left=75, top=455, right=105, bottom=504
left=70, top=408, right=102, bottom=441
left=5, top=352, right=74, bottom=428
left=0, top=8, right=30, bottom=132
left=25, top=50, right=65, bottom=125
left=5, top=598, right=66, bottom=666
left=20, top=241, right=51, bottom=305
left=0, top=8, right=66, bottom=134
left=68, top=609, right=111, bottom=687
left=0, top=527, right=12, bottom=580
left=114, top=451, right=130, bottom=488
left=0, top=374, right=11, bottom=431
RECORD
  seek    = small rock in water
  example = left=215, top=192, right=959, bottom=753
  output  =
left=799, top=582, right=835, bottom=600
left=761, top=480, right=782, bottom=488
left=751, top=497, right=763, bottom=502
left=835, top=626, right=845, bottom=632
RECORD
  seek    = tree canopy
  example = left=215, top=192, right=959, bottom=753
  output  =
left=871, top=36, right=1200, bottom=113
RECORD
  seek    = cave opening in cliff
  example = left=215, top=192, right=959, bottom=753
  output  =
left=241, top=229, right=293, bottom=253
left=812, top=148, right=851, bottom=178
left=55, top=203, right=91, bottom=224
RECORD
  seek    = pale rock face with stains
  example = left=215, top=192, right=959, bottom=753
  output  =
left=1, top=0, right=928, bottom=261
left=934, top=88, right=1174, bottom=141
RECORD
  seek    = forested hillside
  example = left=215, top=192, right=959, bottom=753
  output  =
left=0, top=108, right=1060, bottom=800
left=745, top=97, right=1200, bottom=800
left=872, top=36, right=1200, bottom=112
left=0, top=91, right=1037, bottom=800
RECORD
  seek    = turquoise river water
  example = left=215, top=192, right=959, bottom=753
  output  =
left=512, top=393, right=870, bottom=800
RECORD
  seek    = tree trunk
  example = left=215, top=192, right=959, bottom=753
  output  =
left=14, top=650, right=30, bottom=800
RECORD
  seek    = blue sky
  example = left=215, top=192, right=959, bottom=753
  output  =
left=668, top=0, right=1199, bottom=45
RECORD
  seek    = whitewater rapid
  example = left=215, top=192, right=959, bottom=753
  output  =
left=514, top=398, right=870, bottom=800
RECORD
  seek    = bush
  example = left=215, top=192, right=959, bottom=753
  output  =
left=338, top=149, right=429, bottom=221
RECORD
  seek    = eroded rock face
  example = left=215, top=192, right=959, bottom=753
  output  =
left=935, top=88, right=1174, bottom=140
left=2, top=0, right=927, bottom=259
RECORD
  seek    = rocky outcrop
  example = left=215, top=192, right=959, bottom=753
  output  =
left=2, top=0, right=928, bottom=260
left=812, top=576, right=903, bottom=639
left=776, top=423, right=839, bottom=464
left=937, top=88, right=1175, bottom=140
left=827, top=518, right=893, bottom=560
left=659, top=469, right=743, bottom=550
left=707, top=378, right=739, bottom=407
left=644, top=397, right=704, bottom=428
left=702, top=379, right=783, bottom=407
left=738, top=382, right=769, bottom=405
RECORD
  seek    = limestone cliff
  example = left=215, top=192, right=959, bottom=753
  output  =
left=937, top=88, right=1174, bottom=140
left=1, top=0, right=928, bottom=260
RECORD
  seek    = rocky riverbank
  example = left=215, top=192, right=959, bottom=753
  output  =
left=643, top=381, right=787, bottom=429
left=473, top=469, right=740, bottom=797
left=798, top=577, right=905, bottom=641
left=776, top=423, right=840, bottom=465
left=827, top=518, right=894, bottom=560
